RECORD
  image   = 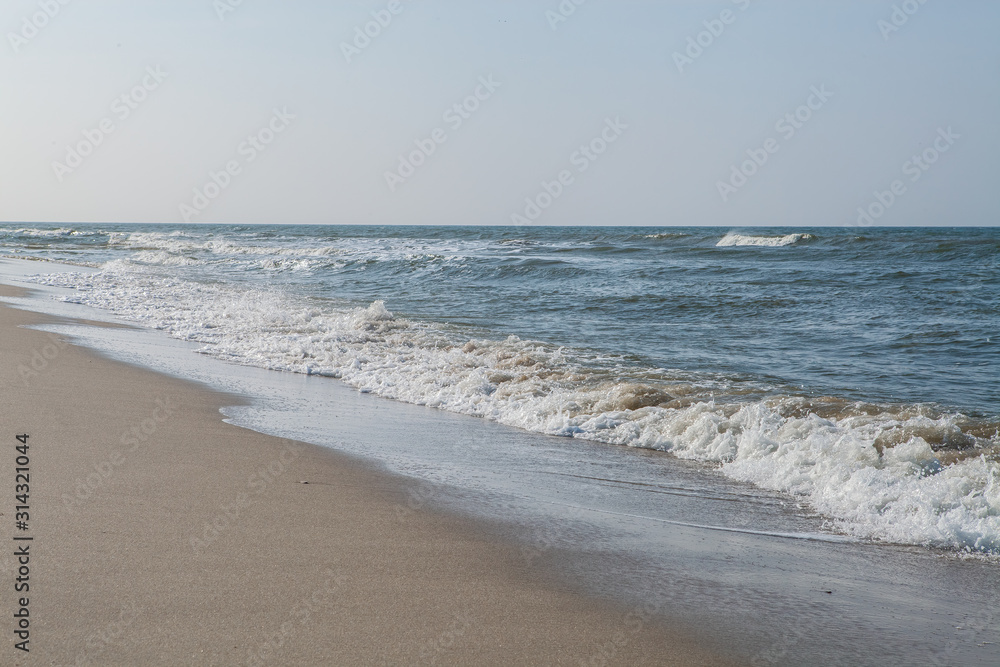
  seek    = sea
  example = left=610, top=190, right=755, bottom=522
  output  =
left=1, top=223, right=997, bottom=558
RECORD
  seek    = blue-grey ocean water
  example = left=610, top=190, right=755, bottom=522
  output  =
left=3, top=224, right=998, bottom=553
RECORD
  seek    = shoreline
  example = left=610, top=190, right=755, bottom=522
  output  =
left=0, top=291, right=737, bottom=664
left=4, top=266, right=1000, bottom=666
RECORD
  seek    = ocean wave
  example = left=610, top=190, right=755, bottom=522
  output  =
left=104, top=231, right=481, bottom=268
left=716, top=233, right=815, bottom=247
left=108, top=231, right=346, bottom=258
left=642, top=232, right=690, bottom=240
left=0, top=227, right=99, bottom=238
left=24, top=264, right=1000, bottom=554
left=131, top=250, right=202, bottom=267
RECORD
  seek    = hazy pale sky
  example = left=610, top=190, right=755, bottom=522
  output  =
left=1, top=0, right=997, bottom=226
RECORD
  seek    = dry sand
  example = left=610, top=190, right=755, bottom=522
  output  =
left=0, top=291, right=740, bottom=665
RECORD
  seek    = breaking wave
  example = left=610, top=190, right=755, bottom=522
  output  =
left=716, top=233, right=815, bottom=247
left=25, top=262, right=1000, bottom=554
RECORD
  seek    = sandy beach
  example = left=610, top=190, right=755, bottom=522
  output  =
left=0, top=286, right=738, bottom=665
left=2, top=0, right=997, bottom=662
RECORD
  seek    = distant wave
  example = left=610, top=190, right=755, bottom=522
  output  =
left=0, top=227, right=98, bottom=238
left=716, top=233, right=814, bottom=247
left=642, top=232, right=690, bottom=240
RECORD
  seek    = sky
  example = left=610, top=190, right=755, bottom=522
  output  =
left=0, top=0, right=998, bottom=226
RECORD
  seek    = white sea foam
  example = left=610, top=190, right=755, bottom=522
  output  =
left=102, top=231, right=482, bottom=270
left=131, top=250, right=202, bottom=266
left=25, top=262, right=1000, bottom=553
left=644, top=233, right=689, bottom=240
left=1, top=227, right=96, bottom=238
left=716, top=233, right=814, bottom=247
